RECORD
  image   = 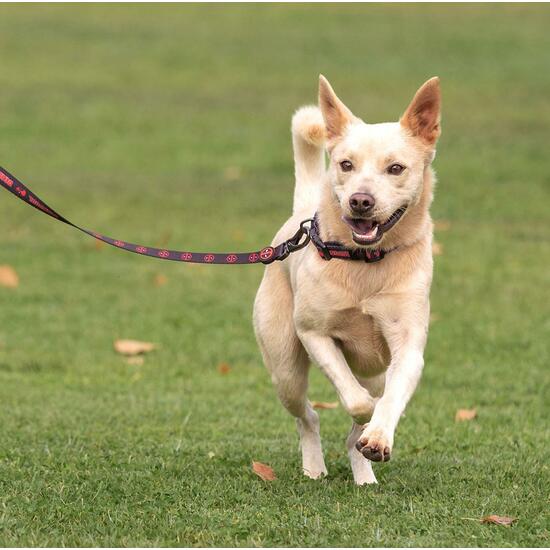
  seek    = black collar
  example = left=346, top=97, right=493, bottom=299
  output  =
left=309, top=213, right=395, bottom=263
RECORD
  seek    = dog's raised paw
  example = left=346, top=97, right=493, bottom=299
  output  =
left=355, top=440, right=391, bottom=462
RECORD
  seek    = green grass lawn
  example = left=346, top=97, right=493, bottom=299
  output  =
left=0, top=4, right=549, bottom=547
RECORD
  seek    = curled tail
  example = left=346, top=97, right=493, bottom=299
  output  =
left=291, top=106, right=326, bottom=215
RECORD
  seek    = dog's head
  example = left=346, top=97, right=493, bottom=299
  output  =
left=318, top=76, right=441, bottom=247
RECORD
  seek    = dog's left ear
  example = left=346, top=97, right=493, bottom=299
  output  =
left=400, top=77, right=441, bottom=145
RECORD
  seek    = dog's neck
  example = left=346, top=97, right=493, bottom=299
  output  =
left=316, top=166, right=434, bottom=253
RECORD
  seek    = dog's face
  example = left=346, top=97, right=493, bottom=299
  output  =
left=319, top=76, right=441, bottom=246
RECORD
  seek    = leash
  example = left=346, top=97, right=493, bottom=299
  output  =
left=0, top=166, right=393, bottom=265
left=0, top=166, right=312, bottom=265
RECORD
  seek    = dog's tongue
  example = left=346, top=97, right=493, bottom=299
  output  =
left=353, top=219, right=376, bottom=234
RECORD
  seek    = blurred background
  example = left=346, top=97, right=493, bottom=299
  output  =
left=0, top=4, right=548, bottom=546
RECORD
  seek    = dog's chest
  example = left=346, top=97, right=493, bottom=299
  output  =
left=294, top=257, right=393, bottom=373
left=332, top=303, right=390, bottom=375
left=302, top=287, right=391, bottom=375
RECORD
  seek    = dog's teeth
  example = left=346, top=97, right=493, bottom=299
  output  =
left=354, top=225, right=378, bottom=240
left=366, top=225, right=378, bottom=238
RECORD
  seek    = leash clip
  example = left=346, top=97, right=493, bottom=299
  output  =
left=276, top=218, right=313, bottom=262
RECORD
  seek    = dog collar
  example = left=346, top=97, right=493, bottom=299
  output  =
left=309, top=213, right=394, bottom=263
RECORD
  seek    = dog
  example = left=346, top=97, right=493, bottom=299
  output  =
left=253, top=75, right=441, bottom=485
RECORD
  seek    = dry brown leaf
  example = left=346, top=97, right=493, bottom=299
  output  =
left=455, top=408, right=477, bottom=422
left=432, top=241, right=444, bottom=256
left=153, top=274, right=168, bottom=287
left=224, top=166, right=242, bottom=182
left=434, top=219, right=451, bottom=232
left=0, top=265, right=19, bottom=288
left=114, top=339, right=156, bottom=356
left=252, top=461, right=276, bottom=481
left=217, top=362, right=232, bottom=375
left=481, top=514, right=516, bottom=526
left=311, top=401, right=339, bottom=410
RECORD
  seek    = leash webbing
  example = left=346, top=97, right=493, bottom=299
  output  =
left=0, top=166, right=311, bottom=265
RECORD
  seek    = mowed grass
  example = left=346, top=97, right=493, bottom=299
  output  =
left=0, top=4, right=549, bottom=547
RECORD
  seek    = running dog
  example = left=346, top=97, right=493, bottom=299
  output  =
left=253, top=76, right=441, bottom=484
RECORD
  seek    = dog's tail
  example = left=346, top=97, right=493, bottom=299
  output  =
left=291, top=106, right=326, bottom=215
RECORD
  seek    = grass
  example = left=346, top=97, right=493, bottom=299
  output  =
left=0, top=4, right=549, bottom=547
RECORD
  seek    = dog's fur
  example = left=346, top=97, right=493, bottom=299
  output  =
left=253, top=76, right=441, bottom=484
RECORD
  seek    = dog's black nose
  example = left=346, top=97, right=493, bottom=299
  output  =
left=349, top=193, right=375, bottom=214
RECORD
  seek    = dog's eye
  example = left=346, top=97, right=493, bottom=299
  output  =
left=340, top=160, right=353, bottom=172
left=388, top=163, right=405, bottom=176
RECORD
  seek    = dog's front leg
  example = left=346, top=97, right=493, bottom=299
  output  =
left=356, top=294, right=429, bottom=462
left=297, top=330, right=377, bottom=424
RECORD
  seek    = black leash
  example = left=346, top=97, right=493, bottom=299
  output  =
left=0, top=166, right=393, bottom=266
left=0, top=166, right=312, bottom=265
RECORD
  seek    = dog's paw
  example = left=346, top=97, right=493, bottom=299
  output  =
left=355, top=427, right=392, bottom=462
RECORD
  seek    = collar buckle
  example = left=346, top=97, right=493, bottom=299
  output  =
left=309, top=216, right=332, bottom=260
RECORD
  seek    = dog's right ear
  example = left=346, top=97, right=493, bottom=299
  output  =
left=318, top=75, right=353, bottom=140
left=400, top=77, right=441, bottom=146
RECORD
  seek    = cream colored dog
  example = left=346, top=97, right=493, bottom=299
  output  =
left=253, top=75, right=441, bottom=485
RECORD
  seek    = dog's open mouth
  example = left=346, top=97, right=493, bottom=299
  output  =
left=343, top=206, right=408, bottom=245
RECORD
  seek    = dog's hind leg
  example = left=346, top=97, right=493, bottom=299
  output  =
left=254, top=267, right=327, bottom=479
left=347, top=422, right=377, bottom=485
left=346, top=374, right=385, bottom=485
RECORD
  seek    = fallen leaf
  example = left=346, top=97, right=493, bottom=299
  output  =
left=218, top=362, right=232, bottom=375
left=114, top=339, right=156, bottom=356
left=252, top=461, right=276, bottom=481
left=311, top=401, right=339, bottom=409
left=434, top=219, right=451, bottom=232
left=432, top=241, right=444, bottom=255
left=224, top=166, right=242, bottom=182
left=153, top=274, right=168, bottom=287
left=455, top=408, right=477, bottom=422
left=0, top=265, right=19, bottom=288
left=481, top=514, right=516, bottom=526
left=126, top=356, right=144, bottom=366
left=208, top=451, right=216, bottom=459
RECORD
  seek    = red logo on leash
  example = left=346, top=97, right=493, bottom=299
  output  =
left=260, top=247, right=274, bottom=261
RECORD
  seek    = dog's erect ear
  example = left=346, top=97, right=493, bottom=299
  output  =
left=318, top=75, right=353, bottom=140
left=400, top=77, right=441, bottom=145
